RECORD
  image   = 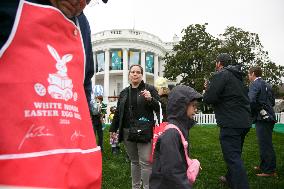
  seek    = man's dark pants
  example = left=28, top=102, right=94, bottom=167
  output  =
left=220, top=127, right=250, bottom=189
left=91, top=115, right=103, bottom=151
left=255, top=121, right=276, bottom=173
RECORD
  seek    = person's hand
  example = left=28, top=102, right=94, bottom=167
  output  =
left=140, top=89, right=152, bottom=101
left=50, top=0, right=87, bottom=18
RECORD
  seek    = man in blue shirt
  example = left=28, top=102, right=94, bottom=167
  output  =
left=248, top=66, right=277, bottom=177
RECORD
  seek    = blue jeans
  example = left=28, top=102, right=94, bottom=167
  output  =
left=256, top=121, right=276, bottom=173
left=220, top=127, right=250, bottom=189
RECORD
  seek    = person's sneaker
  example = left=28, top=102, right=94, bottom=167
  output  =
left=256, top=172, right=277, bottom=177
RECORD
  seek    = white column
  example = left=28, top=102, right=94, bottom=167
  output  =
left=141, top=50, right=146, bottom=82
left=154, top=54, right=159, bottom=82
left=159, top=59, right=165, bottom=77
left=104, top=49, right=110, bottom=103
left=123, top=48, right=129, bottom=88
left=92, top=51, right=96, bottom=86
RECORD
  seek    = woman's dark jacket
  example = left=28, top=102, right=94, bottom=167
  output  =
left=150, top=85, right=202, bottom=189
left=109, top=81, right=160, bottom=142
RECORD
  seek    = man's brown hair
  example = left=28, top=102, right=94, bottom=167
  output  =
left=249, top=66, right=262, bottom=77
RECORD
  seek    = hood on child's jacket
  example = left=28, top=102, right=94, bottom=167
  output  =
left=150, top=85, right=202, bottom=189
left=167, top=85, right=202, bottom=137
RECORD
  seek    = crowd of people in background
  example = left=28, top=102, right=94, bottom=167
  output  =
left=88, top=54, right=278, bottom=189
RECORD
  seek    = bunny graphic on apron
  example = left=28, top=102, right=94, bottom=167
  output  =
left=0, top=0, right=102, bottom=188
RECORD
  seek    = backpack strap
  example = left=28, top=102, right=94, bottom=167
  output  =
left=165, top=124, right=193, bottom=165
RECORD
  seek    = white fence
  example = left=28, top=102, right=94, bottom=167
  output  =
left=194, top=112, right=284, bottom=125
left=105, top=112, right=284, bottom=125
left=194, top=114, right=217, bottom=125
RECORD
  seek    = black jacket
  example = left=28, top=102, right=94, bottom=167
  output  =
left=203, top=65, right=251, bottom=128
left=248, top=78, right=276, bottom=123
left=109, top=81, right=160, bottom=142
left=77, top=12, right=95, bottom=109
left=150, top=85, right=202, bottom=189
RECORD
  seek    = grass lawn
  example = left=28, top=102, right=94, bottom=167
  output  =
left=101, top=126, right=284, bottom=189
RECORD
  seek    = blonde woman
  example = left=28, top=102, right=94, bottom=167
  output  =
left=155, top=77, right=170, bottom=122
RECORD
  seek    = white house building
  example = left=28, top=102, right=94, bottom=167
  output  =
left=91, top=29, right=178, bottom=103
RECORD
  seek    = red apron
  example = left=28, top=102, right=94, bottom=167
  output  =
left=0, top=1, right=102, bottom=188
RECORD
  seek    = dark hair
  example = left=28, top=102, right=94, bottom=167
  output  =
left=216, top=53, right=232, bottom=67
left=129, top=64, right=144, bottom=75
left=249, top=66, right=262, bottom=77
left=97, top=95, right=103, bottom=101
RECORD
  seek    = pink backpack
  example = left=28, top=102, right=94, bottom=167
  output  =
left=165, top=124, right=201, bottom=184
left=150, top=122, right=168, bottom=163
